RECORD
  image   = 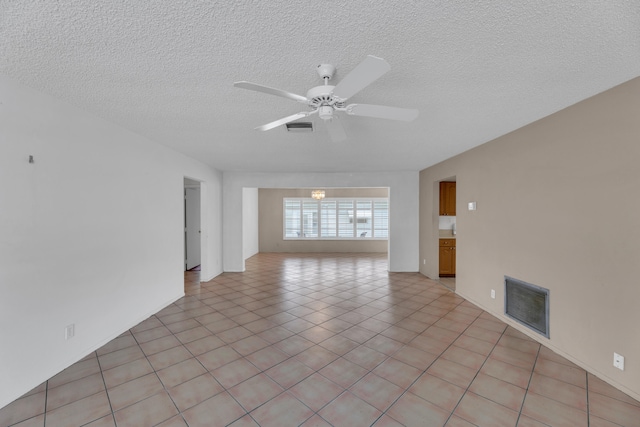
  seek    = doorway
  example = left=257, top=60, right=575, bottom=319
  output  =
left=184, top=178, right=201, bottom=271
left=438, top=177, right=456, bottom=290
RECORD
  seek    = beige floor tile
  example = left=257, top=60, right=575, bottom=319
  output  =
left=408, top=373, right=465, bottom=412
left=107, top=373, right=164, bottom=411
left=182, top=392, right=246, bottom=427
left=228, top=374, right=284, bottom=412
left=318, top=357, right=368, bottom=389
left=102, top=357, right=154, bottom=389
left=521, top=392, right=588, bottom=427
left=113, top=391, right=178, bottom=427
left=481, top=357, right=532, bottom=389
left=79, top=414, right=116, bottom=426
left=245, top=346, right=291, bottom=371
left=372, top=357, right=421, bottom=389
left=167, top=373, right=224, bottom=412
left=97, top=345, right=146, bottom=371
left=250, top=392, right=314, bottom=427
left=44, top=391, right=111, bottom=427
left=157, top=358, right=207, bottom=388
left=468, top=372, right=526, bottom=412
left=46, top=372, right=105, bottom=410
left=5, top=254, right=640, bottom=427
left=289, top=373, right=343, bottom=412
left=454, top=392, right=519, bottom=427
left=266, top=358, right=315, bottom=389
left=441, top=345, right=487, bottom=370
left=47, top=357, right=101, bottom=388
left=147, top=345, right=194, bottom=370
left=10, top=414, right=45, bottom=427
left=534, top=357, right=587, bottom=388
left=427, top=358, right=478, bottom=389
left=349, top=373, right=404, bottom=412
left=0, top=391, right=46, bottom=426
left=528, top=372, right=587, bottom=411
left=295, top=345, right=340, bottom=371
left=343, top=345, right=388, bottom=370
left=318, top=391, right=382, bottom=427
left=588, top=391, right=640, bottom=426
left=588, top=373, right=640, bottom=407
left=386, top=392, right=450, bottom=426
left=211, top=358, right=260, bottom=389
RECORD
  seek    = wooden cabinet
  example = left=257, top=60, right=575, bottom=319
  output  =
left=439, top=182, right=456, bottom=216
left=439, top=239, right=456, bottom=277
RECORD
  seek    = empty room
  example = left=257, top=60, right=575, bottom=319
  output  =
left=1, top=1, right=639, bottom=426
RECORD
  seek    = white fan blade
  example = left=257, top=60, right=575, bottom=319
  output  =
left=234, top=81, right=308, bottom=103
left=255, top=112, right=309, bottom=131
left=325, top=117, right=347, bottom=142
left=346, top=104, right=419, bottom=122
left=332, top=55, right=391, bottom=101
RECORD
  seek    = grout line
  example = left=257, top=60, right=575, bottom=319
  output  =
left=43, top=380, right=48, bottom=427
left=586, top=371, right=590, bottom=427
left=94, top=351, right=117, bottom=427
left=514, top=342, right=542, bottom=426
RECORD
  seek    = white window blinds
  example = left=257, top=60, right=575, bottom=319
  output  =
left=284, top=198, right=389, bottom=240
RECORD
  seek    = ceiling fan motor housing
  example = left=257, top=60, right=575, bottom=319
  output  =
left=306, top=85, right=345, bottom=112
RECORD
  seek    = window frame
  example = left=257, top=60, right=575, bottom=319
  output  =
left=283, top=197, right=389, bottom=240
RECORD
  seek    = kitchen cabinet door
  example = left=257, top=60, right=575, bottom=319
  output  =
left=439, top=239, right=456, bottom=277
left=439, top=182, right=456, bottom=216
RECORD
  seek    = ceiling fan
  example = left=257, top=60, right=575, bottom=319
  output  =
left=233, top=55, right=419, bottom=142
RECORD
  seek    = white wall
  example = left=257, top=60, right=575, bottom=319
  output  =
left=242, top=187, right=259, bottom=260
left=223, top=172, right=419, bottom=272
left=0, top=74, right=223, bottom=408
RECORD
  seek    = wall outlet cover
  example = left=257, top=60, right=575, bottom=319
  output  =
left=613, top=352, right=625, bottom=370
left=65, top=324, right=75, bottom=340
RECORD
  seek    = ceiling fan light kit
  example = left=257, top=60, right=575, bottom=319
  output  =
left=233, top=55, right=419, bottom=142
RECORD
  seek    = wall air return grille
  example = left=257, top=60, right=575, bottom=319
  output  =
left=504, top=276, right=549, bottom=338
left=286, top=122, right=313, bottom=132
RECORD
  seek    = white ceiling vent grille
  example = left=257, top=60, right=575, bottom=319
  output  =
left=286, top=122, right=314, bottom=132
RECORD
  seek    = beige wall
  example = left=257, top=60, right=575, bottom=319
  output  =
left=419, top=77, right=640, bottom=400
left=259, top=188, right=388, bottom=253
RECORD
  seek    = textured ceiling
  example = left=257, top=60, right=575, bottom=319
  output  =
left=2, top=1, right=639, bottom=173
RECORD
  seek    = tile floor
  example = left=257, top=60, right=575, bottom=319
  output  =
left=2, top=253, right=639, bottom=427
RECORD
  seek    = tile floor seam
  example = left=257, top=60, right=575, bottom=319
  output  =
left=514, top=339, right=542, bottom=427
left=94, top=351, right=117, bottom=427
left=124, top=326, right=188, bottom=424
left=443, top=320, right=509, bottom=426
left=43, top=380, right=49, bottom=427
left=5, top=254, right=637, bottom=426
left=368, top=297, right=482, bottom=427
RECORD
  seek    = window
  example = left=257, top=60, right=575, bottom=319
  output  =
left=284, top=198, right=389, bottom=239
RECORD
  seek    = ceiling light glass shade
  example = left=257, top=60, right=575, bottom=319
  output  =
left=311, top=190, right=325, bottom=200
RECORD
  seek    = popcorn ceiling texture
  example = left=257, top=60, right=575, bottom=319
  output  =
left=1, top=1, right=639, bottom=172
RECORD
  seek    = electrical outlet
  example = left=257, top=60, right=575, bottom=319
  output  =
left=423, top=259, right=426, bottom=265
left=613, top=352, right=625, bottom=371
left=491, top=289, right=496, bottom=299
left=65, top=324, right=75, bottom=340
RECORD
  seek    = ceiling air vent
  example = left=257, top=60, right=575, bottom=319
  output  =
left=286, top=122, right=313, bottom=132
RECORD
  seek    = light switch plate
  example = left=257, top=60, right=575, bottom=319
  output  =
left=468, top=201, right=477, bottom=211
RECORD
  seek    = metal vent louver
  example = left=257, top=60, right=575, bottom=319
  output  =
left=285, top=122, right=313, bottom=132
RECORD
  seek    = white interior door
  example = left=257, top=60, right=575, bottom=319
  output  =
left=185, top=186, right=201, bottom=270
